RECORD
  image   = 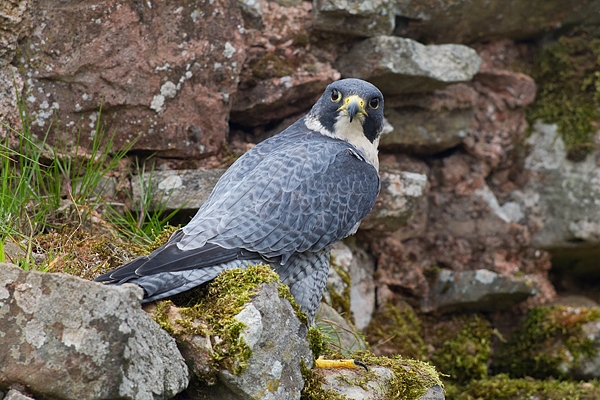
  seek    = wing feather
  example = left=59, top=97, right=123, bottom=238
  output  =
left=179, top=120, right=380, bottom=264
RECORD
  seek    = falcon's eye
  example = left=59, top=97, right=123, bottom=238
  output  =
left=331, top=88, right=342, bottom=102
left=369, top=97, right=380, bottom=110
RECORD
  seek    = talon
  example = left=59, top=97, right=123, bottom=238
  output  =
left=315, top=356, right=368, bottom=370
left=353, top=359, right=368, bottom=371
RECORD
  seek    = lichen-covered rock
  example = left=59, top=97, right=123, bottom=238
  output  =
left=0, top=0, right=29, bottom=140
left=336, top=36, right=481, bottom=94
left=219, top=282, right=312, bottom=399
left=0, top=263, right=189, bottom=400
left=14, top=0, right=245, bottom=158
left=312, top=0, right=395, bottom=37
left=149, top=266, right=312, bottom=400
left=423, top=269, right=536, bottom=313
left=361, top=169, right=428, bottom=232
left=0, top=65, right=24, bottom=142
left=328, top=241, right=376, bottom=330
left=494, top=306, right=600, bottom=380
left=132, top=168, right=226, bottom=212
left=508, top=122, right=600, bottom=276
left=231, top=64, right=340, bottom=127
left=0, top=0, right=30, bottom=65
left=3, top=389, right=36, bottom=400
left=381, top=107, right=472, bottom=155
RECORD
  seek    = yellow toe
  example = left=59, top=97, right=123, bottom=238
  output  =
left=315, top=356, right=368, bottom=371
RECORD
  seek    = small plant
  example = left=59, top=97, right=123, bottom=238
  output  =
left=0, top=93, right=61, bottom=265
left=0, top=87, right=178, bottom=270
left=103, top=158, right=183, bottom=246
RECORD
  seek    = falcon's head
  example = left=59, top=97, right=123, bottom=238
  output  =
left=305, top=78, right=385, bottom=169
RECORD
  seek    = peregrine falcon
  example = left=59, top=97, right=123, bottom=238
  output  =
left=95, top=78, right=384, bottom=323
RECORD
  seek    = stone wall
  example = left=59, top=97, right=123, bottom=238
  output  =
left=3, top=0, right=600, bottom=398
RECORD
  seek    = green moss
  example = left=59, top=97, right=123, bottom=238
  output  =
left=353, top=351, right=443, bottom=400
left=429, top=314, right=493, bottom=384
left=278, top=282, right=309, bottom=326
left=528, top=27, right=600, bottom=160
left=308, top=326, right=327, bottom=360
left=33, top=226, right=133, bottom=279
left=328, top=253, right=353, bottom=322
left=301, top=360, right=350, bottom=400
left=117, top=225, right=181, bottom=258
left=366, top=301, right=428, bottom=361
left=494, top=306, right=600, bottom=379
left=301, top=351, right=443, bottom=400
left=151, top=264, right=283, bottom=380
left=446, top=373, right=600, bottom=400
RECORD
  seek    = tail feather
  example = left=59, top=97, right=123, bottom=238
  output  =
left=94, top=241, right=261, bottom=283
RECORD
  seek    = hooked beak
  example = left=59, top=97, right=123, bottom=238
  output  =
left=338, top=95, right=368, bottom=123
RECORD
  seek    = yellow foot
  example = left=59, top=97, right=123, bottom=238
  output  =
left=315, top=356, right=368, bottom=371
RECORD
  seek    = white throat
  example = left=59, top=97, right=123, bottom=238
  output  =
left=305, top=113, right=379, bottom=170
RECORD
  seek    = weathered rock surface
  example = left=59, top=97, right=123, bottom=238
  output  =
left=361, top=169, right=428, bottom=232
left=132, top=168, right=226, bottom=211
left=312, top=0, right=395, bottom=37
left=316, top=303, right=368, bottom=352
left=381, top=107, right=471, bottom=155
left=336, top=36, right=482, bottom=94
left=0, top=263, right=189, bottom=400
left=0, top=0, right=30, bottom=65
left=0, top=0, right=29, bottom=139
left=319, top=361, right=444, bottom=400
left=0, top=65, right=23, bottom=141
left=218, top=283, right=312, bottom=400
left=394, top=0, right=600, bottom=44
left=423, top=269, right=537, bottom=313
left=231, top=66, right=340, bottom=127
left=382, top=83, right=479, bottom=155
left=328, top=241, right=376, bottom=330
left=508, top=122, right=600, bottom=272
left=231, top=0, right=340, bottom=128
left=321, top=366, right=395, bottom=399
left=156, top=282, right=312, bottom=400
left=13, top=0, right=245, bottom=158
left=3, top=389, right=35, bottom=400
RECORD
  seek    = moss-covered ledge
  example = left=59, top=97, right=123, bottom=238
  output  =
left=302, top=350, right=444, bottom=400
left=146, top=264, right=309, bottom=383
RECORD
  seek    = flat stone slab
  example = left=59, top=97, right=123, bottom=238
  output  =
left=381, top=107, right=472, bottom=155
left=361, top=169, right=428, bottom=231
left=312, top=0, right=395, bottom=37
left=422, top=269, right=537, bottom=313
left=132, top=168, right=226, bottom=211
left=336, top=36, right=481, bottom=94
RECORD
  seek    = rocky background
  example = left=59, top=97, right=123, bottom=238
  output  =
left=3, top=0, right=600, bottom=399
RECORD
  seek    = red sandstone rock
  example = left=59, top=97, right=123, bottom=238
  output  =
left=231, top=0, right=340, bottom=127
left=14, top=0, right=245, bottom=158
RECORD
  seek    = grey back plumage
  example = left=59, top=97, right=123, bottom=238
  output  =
left=179, top=121, right=380, bottom=264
